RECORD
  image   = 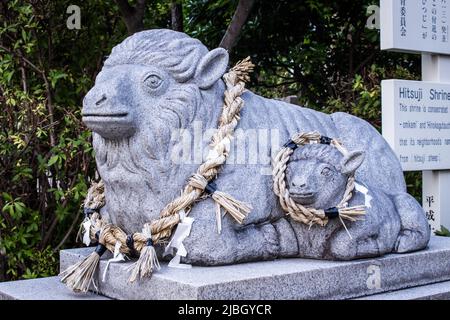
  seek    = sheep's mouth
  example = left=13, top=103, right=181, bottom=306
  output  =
left=290, top=192, right=316, bottom=204
left=82, top=112, right=135, bottom=139
left=82, top=112, right=131, bottom=126
left=290, top=192, right=316, bottom=198
left=82, top=112, right=129, bottom=118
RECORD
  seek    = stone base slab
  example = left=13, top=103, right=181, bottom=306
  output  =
left=0, top=276, right=110, bottom=300
left=355, top=280, right=450, bottom=300
left=55, top=236, right=450, bottom=300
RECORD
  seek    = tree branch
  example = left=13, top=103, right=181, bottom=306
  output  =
left=219, top=0, right=256, bottom=51
left=0, top=44, right=56, bottom=146
left=171, top=0, right=183, bottom=32
left=115, top=0, right=147, bottom=35
left=257, top=80, right=296, bottom=88
left=0, top=44, right=43, bottom=75
left=115, top=0, right=134, bottom=16
left=35, top=44, right=56, bottom=148
left=40, top=175, right=77, bottom=249
left=53, top=207, right=81, bottom=253
left=18, top=50, right=28, bottom=93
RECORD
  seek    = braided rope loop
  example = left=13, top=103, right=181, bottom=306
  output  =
left=272, top=131, right=365, bottom=227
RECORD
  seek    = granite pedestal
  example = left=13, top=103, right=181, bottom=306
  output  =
left=0, top=276, right=109, bottom=300
left=1, top=236, right=450, bottom=300
left=56, top=235, right=450, bottom=300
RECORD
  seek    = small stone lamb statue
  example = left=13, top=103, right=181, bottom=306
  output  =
left=284, top=143, right=430, bottom=260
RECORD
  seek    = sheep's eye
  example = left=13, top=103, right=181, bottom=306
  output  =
left=321, top=166, right=332, bottom=177
left=143, top=74, right=163, bottom=89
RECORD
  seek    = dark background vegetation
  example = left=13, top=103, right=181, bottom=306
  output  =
left=0, top=0, right=423, bottom=281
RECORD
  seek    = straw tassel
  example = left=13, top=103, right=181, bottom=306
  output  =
left=59, top=242, right=107, bottom=293
left=337, top=205, right=366, bottom=221
left=129, top=224, right=160, bottom=283
left=204, top=181, right=252, bottom=226
left=211, top=191, right=252, bottom=224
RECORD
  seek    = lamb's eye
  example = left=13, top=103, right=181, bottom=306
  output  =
left=143, top=74, right=163, bottom=89
left=321, top=166, right=332, bottom=177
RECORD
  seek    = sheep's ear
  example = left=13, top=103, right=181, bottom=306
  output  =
left=194, top=48, right=229, bottom=89
left=341, top=150, right=365, bottom=175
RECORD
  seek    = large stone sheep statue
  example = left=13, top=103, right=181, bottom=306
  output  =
left=81, top=29, right=430, bottom=265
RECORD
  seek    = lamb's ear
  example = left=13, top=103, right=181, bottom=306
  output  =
left=194, top=48, right=229, bottom=89
left=341, top=150, right=365, bottom=175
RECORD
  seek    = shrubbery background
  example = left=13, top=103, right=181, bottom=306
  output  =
left=0, top=0, right=422, bottom=281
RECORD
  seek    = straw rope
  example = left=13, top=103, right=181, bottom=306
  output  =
left=272, top=131, right=366, bottom=227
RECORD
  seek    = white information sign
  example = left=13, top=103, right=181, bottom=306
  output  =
left=422, top=170, right=450, bottom=232
left=382, top=79, right=450, bottom=171
left=381, top=0, right=450, bottom=55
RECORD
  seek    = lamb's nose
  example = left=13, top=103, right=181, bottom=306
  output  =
left=292, top=180, right=306, bottom=188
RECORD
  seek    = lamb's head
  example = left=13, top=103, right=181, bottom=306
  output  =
left=82, top=29, right=229, bottom=141
left=286, top=144, right=365, bottom=209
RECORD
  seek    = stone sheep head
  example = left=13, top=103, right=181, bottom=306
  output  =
left=82, top=30, right=229, bottom=157
left=286, top=144, right=365, bottom=209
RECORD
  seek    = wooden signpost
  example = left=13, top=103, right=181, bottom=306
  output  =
left=381, top=0, right=450, bottom=232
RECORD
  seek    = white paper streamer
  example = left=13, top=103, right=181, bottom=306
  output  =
left=216, top=207, right=222, bottom=234
left=102, top=241, right=127, bottom=282
left=82, top=219, right=92, bottom=246
left=355, top=182, right=372, bottom=208
left=164, top=210, right=194, bottom=269
left=168, top=255, right=192, bottom=269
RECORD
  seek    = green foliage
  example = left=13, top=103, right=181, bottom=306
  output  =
left=435, top=226, right=450, bottom=237
left=0, top=0, right=108, bottom=280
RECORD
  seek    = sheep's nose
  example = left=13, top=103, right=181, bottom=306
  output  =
left=292, top=182, right=306, bottom=188
left=83, top=88, right=109, bottom=110
left=95, top=94, right=107, bottom=106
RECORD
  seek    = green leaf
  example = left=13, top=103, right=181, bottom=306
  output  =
left=48, top=70, right=68, bottom=89
left=435, top=226, right=450, bottom=237
left=47, top=155, right=59, bottom=166
left=4, top=70, right=14, bottom=83
left=2, top=192, right=13, bottom=202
